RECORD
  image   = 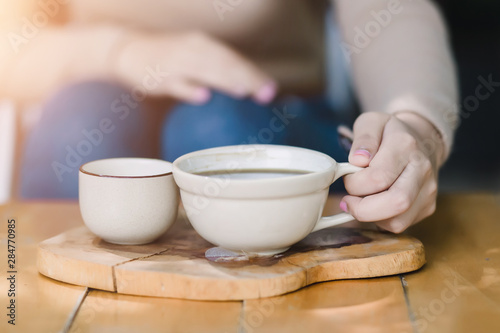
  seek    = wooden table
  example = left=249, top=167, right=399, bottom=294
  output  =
left=1, top=193, right=499, bottom=333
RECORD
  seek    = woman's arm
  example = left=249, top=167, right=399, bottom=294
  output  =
left=335, top=0, right=459, bottom=161
left=0, top=1, right=275, bottom=104
left=0, top=26, right=123, bottom=103
left=334, top=0, right=459, bottom=232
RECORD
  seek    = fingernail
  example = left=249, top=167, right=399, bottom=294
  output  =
left=193, top=88, right=211, bottom=104
left=254, top=82, right=277, bottom=105
left=340, top=201, right=348, bottom=213
left=354, top=148, right=371, bottom=159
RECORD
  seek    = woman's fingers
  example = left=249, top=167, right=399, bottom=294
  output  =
left=342, top=137, right=438, bottom=233
left=115, top=32, right=277, bottom=103
left=340, top=111, right=443, bottom=234
left=342, top=157, right=425, bottom=224
left=345, top=115, right=418, bottom=196
left=374, top=177, right=437, bottom=233
left=160, top=78, right=212, bottom=105
left=175, top=33, right=276, bottom=103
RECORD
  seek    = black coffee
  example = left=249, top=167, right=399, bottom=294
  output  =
left=195, top=169, right=310, bottom=180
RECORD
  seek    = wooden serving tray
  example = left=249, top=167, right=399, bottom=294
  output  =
left=37, top=215, right=425, bottom=301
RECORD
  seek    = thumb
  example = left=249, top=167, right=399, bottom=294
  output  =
left=349, top=112, right=390, bottom=167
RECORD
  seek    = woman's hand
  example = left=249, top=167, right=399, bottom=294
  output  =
left=112, top=32, right=276, bottom=104
left=341, top=111, right=445, bottom=233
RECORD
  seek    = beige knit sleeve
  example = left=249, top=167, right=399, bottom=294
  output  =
left=334, top=0, right=459, bottom=159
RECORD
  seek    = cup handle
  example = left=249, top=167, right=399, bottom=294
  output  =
left=312, top=162, right=363, bottom=232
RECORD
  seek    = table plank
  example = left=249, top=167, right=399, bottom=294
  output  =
left=0, top=202, right=87, bottom=333
left=404, top=193, right=500, bottom=332
left=241, top=276, right=413, bottom=333
left=69, top=290, right=242, bottom=333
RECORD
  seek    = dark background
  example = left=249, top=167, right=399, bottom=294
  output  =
left=436, top=0, right=500, bottom=191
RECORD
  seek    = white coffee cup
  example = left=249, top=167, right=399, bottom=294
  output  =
left=79, top=158, right=178, bottom=245
left=172, top=145, right=362, bottom=256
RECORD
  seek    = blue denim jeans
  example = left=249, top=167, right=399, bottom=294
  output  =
left=21, top=81, right=352, bottom=198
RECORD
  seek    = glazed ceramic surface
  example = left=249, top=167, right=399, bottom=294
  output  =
left=173, top=145, right=361, bottom=255
left=79, top=158, right=178, bottom=245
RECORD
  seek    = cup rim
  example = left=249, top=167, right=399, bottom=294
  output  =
left=80, top=157, right=173, bottom=179
left=173, top=144, right=337, bottom=177
left=172, top=144, right=338, bottom=199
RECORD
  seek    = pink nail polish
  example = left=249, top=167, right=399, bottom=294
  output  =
left=354, top=148, right=371, bottom=159
left=254, top=82, right=276, bottom=104
left=340, top=201, right=348, bottom=213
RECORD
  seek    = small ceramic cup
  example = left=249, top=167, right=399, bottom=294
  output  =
left=172, top=144, right=362, bottom=256
left=79, top=158, right=178, bottom=245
